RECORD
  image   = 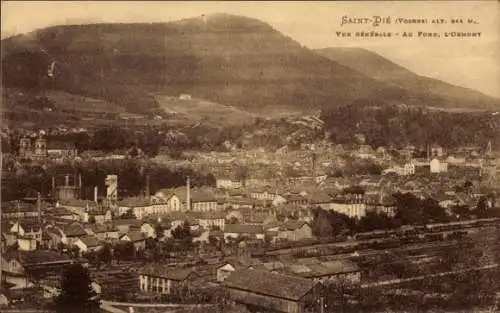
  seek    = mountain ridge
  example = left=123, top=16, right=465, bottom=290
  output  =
left=2, top=14, right=497, bottom=117
left=315, top=47, right=499, bottom=111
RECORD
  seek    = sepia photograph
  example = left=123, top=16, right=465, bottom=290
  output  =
left=0, top=1, right=499, bottom=312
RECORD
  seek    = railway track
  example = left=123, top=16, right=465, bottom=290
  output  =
left=264, top=223, right=499, bottom=256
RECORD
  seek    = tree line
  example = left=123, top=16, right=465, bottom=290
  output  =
left=321, top=102, right=499, bottom=150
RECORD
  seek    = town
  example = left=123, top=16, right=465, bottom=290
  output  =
left=1, top=3, right=500, bottom=313
left=1, top=120, right=500, bottom=313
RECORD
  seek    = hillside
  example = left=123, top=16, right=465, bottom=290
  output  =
left=315, top=47, right=500, bottom=111
left=2, top=13, right=407, bottom=115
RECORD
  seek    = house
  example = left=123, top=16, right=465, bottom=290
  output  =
left=47, top=141, right=78, bottom=158
left=278, top=221, right=313, bottom=241
left=430, top=157, right=448, bottom=173
left=242, top=211, right=277, bottom=226
left=196, top=211, right=226, bottom=230
left=9, top=219, right=42, bottom=242
left=284, top=194, right=308, bottom=207
left=74, top=236, right=103, bottom=253
left=224, top=224, right=265, bottom=242
left=287, top=260, right=361, bottom=286
left=192, top=229, right=210, bottom=244
left=328, top=198, right=367, bottom=218
left=216, top=177, right=243, bottom=189
left=91, top=224, right=119, bottom=241
left=154, top=187, right=218, bottom=212
left=1, top=202, right=41, bottom=219
left=43, top=227, right=64, bottom=249
left=272, top=194, right=288, bottom=207
left=139, top=265, right=198, bottom=294
left=114, top=219, right=142, bottom=235
left=431, top=144, right=445, bottom=157
left=431, top=193, right=456, bottom=208
left=120, top=231, right=147, bottom=251
left=59, top=222, right=88, bottom=245
left=309, top=192, right=333, bottom=209
left=403, top=163, right=416, bottom=175
left=47, top=206, right=78, bottom=221
left=1, top=250, right=75, bottom=288
left=118, top=197, right=170, bottom=220
left=17, top=236, right=38, bottom=251
left=140, top=221, right=156, bottom=238
left=164, top=212, right=198, bottom=231
left=223, top=268, right=324, bottom=313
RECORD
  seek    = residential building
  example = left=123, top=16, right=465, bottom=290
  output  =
left=120, top=231, right=147, bottom=251
left=223, top=268, right=323, bottom=313
left=154, top=187, right=217, bottom=212
left=9, top=219, right=42, bottom=243
left=196, top=211, right=226, bottom=230
left=74, top=236, right=103, bottom=253
left=216, top=177, right=243, bottom=189
left=224, top=224, right=265, bottom=242
left=139, top=265, right=198, bottom=294
left=277, top=221, right=313, bottom=241
left=430, top=157, right=448, bottom=173
left=287, top=260, right=361, bottom=286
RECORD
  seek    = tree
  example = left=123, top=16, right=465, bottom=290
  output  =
left=312, top=209, right=334, bottom=237
left=234, top=165, right=249, bottom=186
left=88, top=215, right=96, bottom=225
left=54, top=263, right=100, bottom=313
left=154, top=223, right=165, bottom=239
left=97, top=244, right=112, bottom=266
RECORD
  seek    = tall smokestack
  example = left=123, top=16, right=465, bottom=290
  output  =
left=64, top=175, right=69, bottom=187
left=186, top=176, right=191, bottom=211
left=78, top=174, right=83, bottom=199
left=145, top=175, right=150, bottom=199
left=94, top=186, right=98, bottom=203
left=37, top=192, right=42, bottom=227
left=51, top=175, right=56, bottom=201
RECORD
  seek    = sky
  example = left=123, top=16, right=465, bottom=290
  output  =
left=2, top=1, right=499, bottom=98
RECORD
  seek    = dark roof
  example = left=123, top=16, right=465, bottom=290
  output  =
left=3, top=250, right=72, bottom=267
left=223, top=269, right=318, bottom=301
left=78, top=236, right=102, bottom=248
left=156, top=187, right=216, bottom=203
left=283, top=220, right=309, bottom=231
left=91, top=224, right=117, bottom=234
left=118, top=197, right=151, bottom=207
left=197, top=211, right=227, bottom=220
left=309, top=192, right=332, bottom=204
left=120, top=230, right=146, bottom=242
left=59, top=199, right=97, bottom=208
left=140, top=264, right=197, bottom=281
left=15, top=219, right=42, bottom=232
left=47, top=141, right=76, bottom=150
left=114, top=219, right=142, bottom=228
left=63, top=222, right=87, bottom=237
left=224, top=224, right=264, bottom=235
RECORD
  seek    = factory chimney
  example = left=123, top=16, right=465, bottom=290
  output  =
left=186, top=176, right=191, bottom=211
left=51, top=175, right=56, bottom=202
left=78, top=174, right=83, bottom=199
left=145, top=175, right=150, bottom=199
left=64, top=175, right=69, bottom=187
left=94, top=186, right=98, bottom=203
left=37, top=192, right=42, bottom=227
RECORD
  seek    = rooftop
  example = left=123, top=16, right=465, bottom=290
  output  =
left=140, top=264, right=197, bottom=281
left=223, top=268, right=318, bottom=301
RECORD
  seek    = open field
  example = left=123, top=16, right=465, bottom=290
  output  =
left=155, top=95, right=258, bottom=127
